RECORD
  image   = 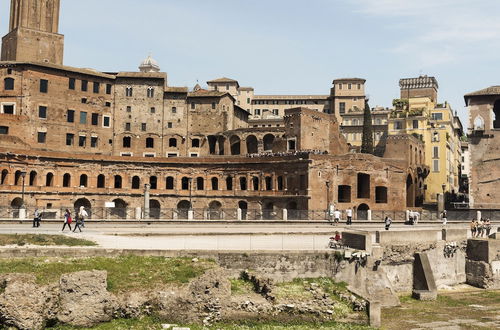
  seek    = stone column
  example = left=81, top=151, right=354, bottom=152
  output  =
left=144, top=183, right=151, bottom=219
left=283, top=209, right=288, bottom=221
left=476, top=210, right=482, bottom=220
left=135, top=207, right=141, bottom=220
left=237, top=208, right=242, bottom=221
left=367, top=210, right=372, bottom=221
left=368, top=301, right=381, bottom=328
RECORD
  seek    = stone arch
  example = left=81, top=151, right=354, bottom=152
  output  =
left=150, top=199, right=161, bottom=219
left=74, top=198, right=91, bottom=217
left=150, top=176, right=158, bottom=189
left=406, top=174, right=415, bottom=207
left=246, top=135, right=258, bottom=154
left=252, top=176, right=259, bottom=191
left=238, top=201, right=248, bottom=220
left=208, top=200, right=223, bottom=220
left=239, top=177, right=247, bottom=190
left=132, top=176, right=140, bottom=189
left=196, top=177, right=204, bottom=190
left=474, top=115, right=484, bottom=131
left=45, top=172, right=54, bottom=187
left=114, top=175, right=123, bottom=189
left=177, top=200, right=191, bottom=219
left=226, top=176, right=233, bottom=190
left=207, top=135, right=217, bottom=155
left=218, top=136, right=226, bottom=155
left=166, top=176, right=175, bottom=190
left=263, top=201, right=275, bottom=220
left=211, top=177, right=219, bottom=190
left=28, top=171, right=37, bottom=186
left=263, top=134, right=275, bottom=151
left=357, top=203, right=369, bottom=220
left=110, top=198, right=128, bottom=219
left=181, top=177, right=190, bottom=190
left=14, top=170, right=23, bottom=185
left=494, top=100, right=500, bottom=129
left=63, top=173, right=71, bottom=187
left=11, top=197, right=23, bottom=208
left=169, top=137, right=177, bottom=148
left=1, top=169, right=8, bottom=185
left=230, top=135, right=241, bottom=155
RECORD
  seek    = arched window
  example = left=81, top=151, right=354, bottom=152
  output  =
left=181, top=177, right=190, bottom=190
left=277, top=176, right=284, bottom=191
left=196, top=177, right=204, bottom=190
left=4, top=78, right=14, bottom=91
left=1, top=169, right=8, bottom=185
left=147, top=87, right=154, bottom=98
left=169, top=138, right=177, bottom=147
left=265, top=176, right=272, bottom=191
left=97, top=174, right=105, bottom=188
left=166, top=176, right=174, bottom=189
left=252, top=176, right=259, bottom=191
left=191, top=138, right=200, bottom=148
left=80, top=174, right=88, bottom=187
left=211, top=177, right=219, bottom=190
left=114, top=175, right=122, bottom=188
left=123, top=136, right=131, bottom=148
left=132, top=176, right=140, bottom=189
left=29, top=171, right=37, bottom=186
left=239, top=177, right=247, bottom=190
left=46, top=173, right=54, bottom=187
left=146, top=137, right=154, bottom=148
left=63, top=173, right=71, bottom=187
left=226, top=177, right=233, bottom=190
left=125, top=86, right=133, bottom=97
left=150, top=176, right=157, bottom=189
left=474, top=115, right=485, bottom=131
left=263, top=134, right=275, bottom=151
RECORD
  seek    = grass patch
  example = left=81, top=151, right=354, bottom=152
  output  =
left=47, top=316, right=373, bottom=329
left=0, top=256, right=214, bottom=293
left=230, top=278, right=255, bottom=295
left=0, top=234, right=97, bottom=247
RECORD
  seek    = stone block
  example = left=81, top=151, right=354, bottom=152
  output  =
left=413, top=253, right=437, bottom=292
left=368, top=301, right=381, bottom=328
left=412, top=289, right=437, bottom=301
left=342, top=231, right=372, bottom=252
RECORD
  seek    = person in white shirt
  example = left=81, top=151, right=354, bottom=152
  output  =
left=333, top=210, right=341, bottom=225
left=346, top=208, right=353, bottom=225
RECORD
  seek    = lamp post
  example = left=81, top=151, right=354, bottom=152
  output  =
left=326, top=180, right=331, bottom=220
left=188, top=178, right=193, bottom=210
left=20, top=171, right=27, bottom=208
left=144, top=183, right=151, bottom=219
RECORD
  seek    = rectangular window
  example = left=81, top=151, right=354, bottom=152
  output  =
left=105, top=84, right=112, bottom=94
left=433, top=146, right=439, bottom=159
left=413, top=120, right=419, bottom=129
left=91, top=136, right=98, bottom=148
left=68, top=78, right=75, bottom=90
left=2, top=104, right=14, bottom=114
left=91, top=113, right=98, bottom=125
left=338, top=83, right=342, bottom=90
left=211, top=102, right=216, bottom=109
left=348, top=83, right=352, bottom=89
left=103, top=116, right=111, bottom=127
left=394, top=121, right=402, bottom=130
left=0, top=126, right=8, bottom=134
left=167, top=122, right=172, bottom=128
left=254, top=109, right=261, bottom=115
left=432, top=113, right=443, bottom=120
left=80, top=111, right=87, bottom=124
left=141, top=123, right=147, bottom=131
left=125, top=123, right=131, bottom=131
left=78, top=135, right=86, bottom=147
left=38, top=106, right=47, bottom=119
left=150, top=107, right=155, bottom=113
left=67, top=110, right=75, bottom=123
left=105, top=102, right=111, bottom=107
left=93, top=82, right=100, bottom=93
left=433, top=159, right=439, bottom=172
left=126, top=106, right=132, bottom=112
left=81, top=80, right=88, bottom=92
left=272, top=109, right=279, bottom=116
left=40, top=79, right=48, bottom=93
left=191, top=102, right=195, bottom=109
left=172, top=107, right=177, bottom=113
left=247, top=98, right=250, bottom=104
left=37, top=132, right=46, bottom=143
left=339, top=102, right=346, bottom=114
left=66, top=133, right=74, bottom=146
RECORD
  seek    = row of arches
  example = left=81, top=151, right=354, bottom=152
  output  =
left=207, top=133, right=276, bottom=155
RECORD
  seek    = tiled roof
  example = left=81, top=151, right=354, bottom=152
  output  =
left=116, top=72, right=166, bottom=79
left=399, top=76, right=438, bottom=90
left=253, top=95, right=329, bottom=100
left=332, top=78, right=366, bottom=83
left=165, top=87, right=188, bottom=93
left=0, top=61, right=116, bottom=79
left=464, top=86, right=500, bottom=97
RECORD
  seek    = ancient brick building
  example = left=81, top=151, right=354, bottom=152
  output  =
left=465, top=86, right=500, bottom=208
left=0, top=0, right=427, bottom=219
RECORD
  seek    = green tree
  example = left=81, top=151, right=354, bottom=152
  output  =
left=361, top=99, right=374, bottom=154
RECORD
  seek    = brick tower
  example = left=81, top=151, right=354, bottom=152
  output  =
left=1, top=0, right=64, bottom=65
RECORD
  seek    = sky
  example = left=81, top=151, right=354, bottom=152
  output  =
left=2, top=0, right=500, bottom=128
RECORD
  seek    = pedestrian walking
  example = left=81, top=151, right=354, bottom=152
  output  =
left=478, top=218, right=484, bottom=238
left=62, top=209, right=72, bottom=232
left=384, top=216, right=392, bottom=230
left=72, top=213, right=83, bottom=232
left=78, top=206, right=88, bottom=228
left=485, top=219, right=492, bottom=238
left=333, top=210, right=341, bottom=225
left=33, top=208, right=41, bottom=227
left=441, top=210, right=448, bottom=225
left=346, top=208, right=353, bottom=225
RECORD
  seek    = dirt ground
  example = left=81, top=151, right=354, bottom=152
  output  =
left=382, top=287, right=500, bottom=329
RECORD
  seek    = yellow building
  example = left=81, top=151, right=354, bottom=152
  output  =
left=388, top=76, right=463, bottom=204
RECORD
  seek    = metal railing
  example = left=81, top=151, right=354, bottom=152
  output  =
left=0, top=207, right=497, bottom=221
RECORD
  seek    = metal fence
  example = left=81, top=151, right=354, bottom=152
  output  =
left=1, top=206, right=498, bottom=221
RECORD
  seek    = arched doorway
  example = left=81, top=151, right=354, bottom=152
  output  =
left=110, top=198, right=128, bottom=219
left=176, top=200, right=191, bottom=219
left=494, top=99, right=500, bottom=129
left=246, top=135, right=258, bottom=154
left=357, top=203, right=369, bottom=220
left=238, top=201, right=248, bottom=220
left=263, top=202, right=275, bottom=220
left=150, top=200, right=161, bottom=219
left=263, top=134, right=275, bottom=151
left=406, top=174, right=415, bottom=207
left=208, top=200, right=222, bottom=220
left=286, top=201, right=298, bottom=220
left=74, top=198, right=92, bottom=218
left=218, top=136, right=226, bottom=155
left=230, top=135, right=241, bottom=155
left=10, top=198, right=23, bottom=218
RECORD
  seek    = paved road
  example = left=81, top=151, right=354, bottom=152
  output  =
left=0, top=222, right=479, bottom=251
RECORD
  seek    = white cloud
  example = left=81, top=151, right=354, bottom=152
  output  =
left=349, top=0, right=500, bottom=67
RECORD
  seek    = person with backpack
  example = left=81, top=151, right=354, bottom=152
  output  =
left=33, top=208, right=42, bottom=228
left=62, top=209, right=72, bottom=232
left=78, top=206, right=88, bottom=228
